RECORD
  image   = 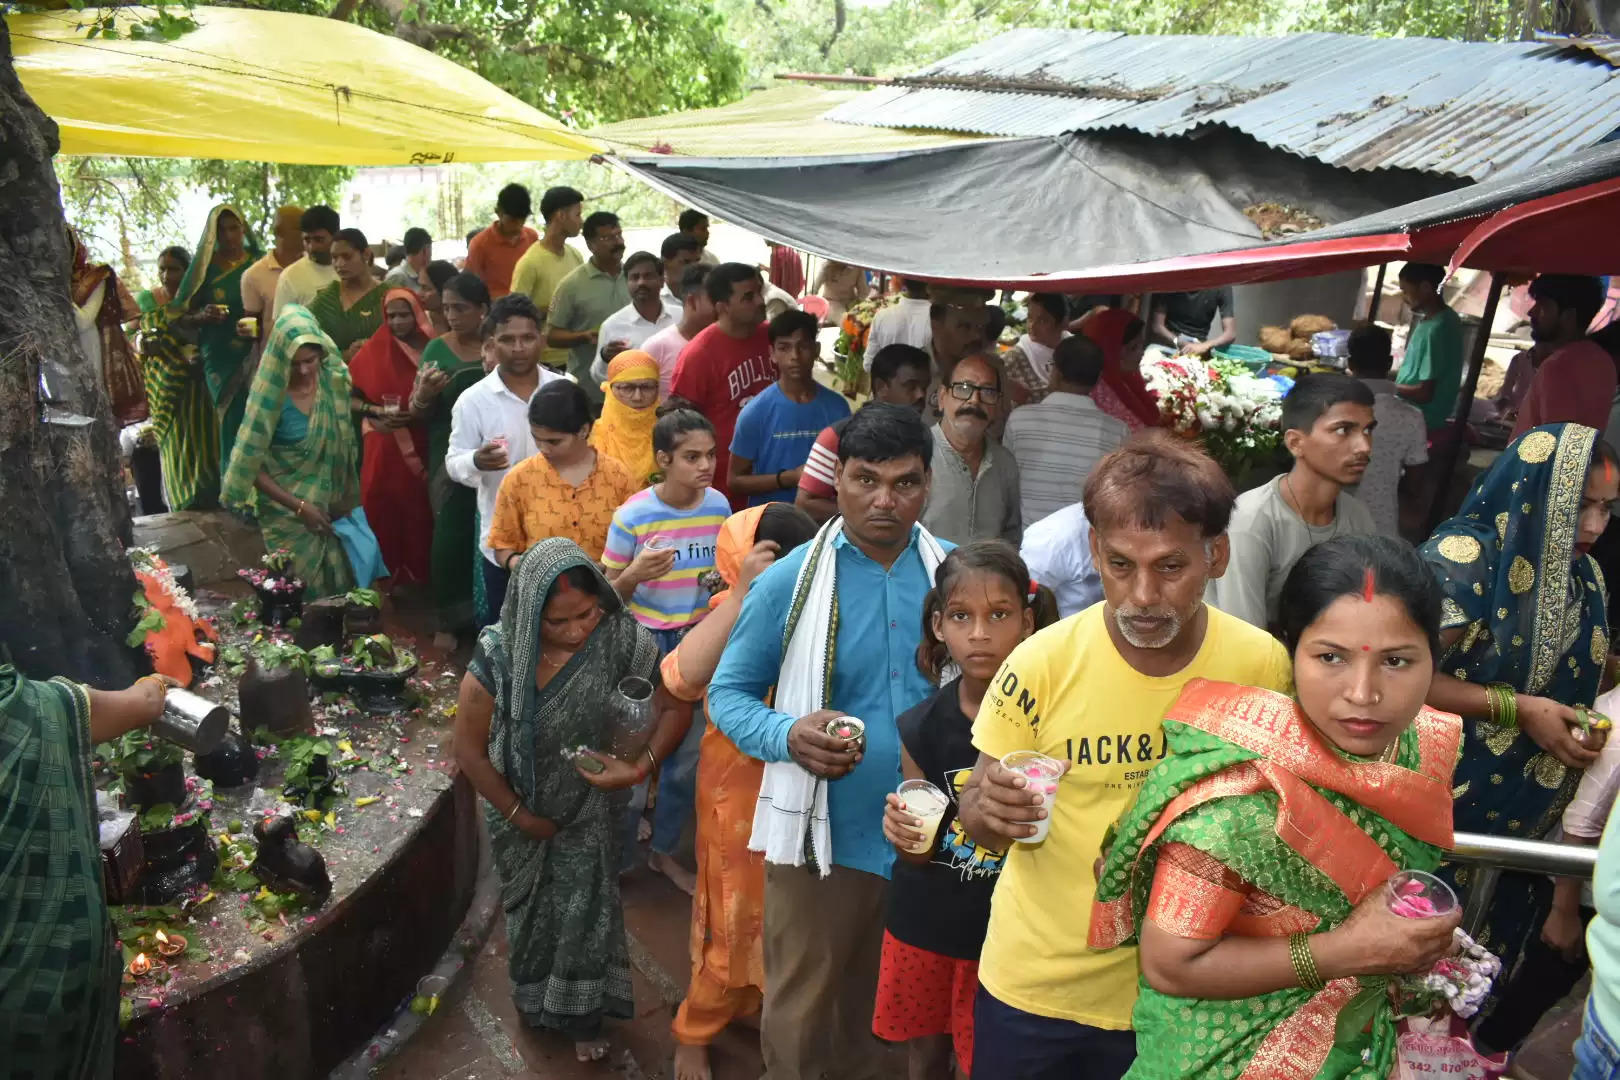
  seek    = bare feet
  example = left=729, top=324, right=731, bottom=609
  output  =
left=637, top=816, right=653, bottom=843
left=674, top=1043, right=712, bottom=1080
left=649, top=850, right=698, bottom=896
left=575, top=1037, right=610, bottom=1063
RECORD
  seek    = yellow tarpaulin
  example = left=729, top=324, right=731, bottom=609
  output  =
left=588, top=84, right=982, bottom=159
left=10, top=6, right=602, bottom=163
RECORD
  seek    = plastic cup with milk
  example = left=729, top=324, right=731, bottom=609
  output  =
left=1000, top=749, right=1064, bottom=844
left=895, top=779, right=949, bottom=855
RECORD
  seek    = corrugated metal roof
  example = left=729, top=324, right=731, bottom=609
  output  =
left=1538, top=34, right=1620, bottom=66
left=823, top=29, right=1620, bottom=179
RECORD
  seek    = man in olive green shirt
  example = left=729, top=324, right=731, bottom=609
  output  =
left=546, top=211, right=627, bottom=411
left=511, top=186, right=584, bottom=371
left=1393, top=262, right=1464, bottom=433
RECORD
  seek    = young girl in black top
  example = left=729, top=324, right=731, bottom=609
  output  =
left=873, top=540, right=1060, bottom=1079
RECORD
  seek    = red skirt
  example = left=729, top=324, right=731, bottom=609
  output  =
left=871, top=929, right=980, bottom=1075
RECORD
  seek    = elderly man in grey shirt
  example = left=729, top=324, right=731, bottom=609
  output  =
left=921, top=351, right=1021, bottom=545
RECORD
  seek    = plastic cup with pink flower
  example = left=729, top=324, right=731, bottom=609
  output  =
left=1000, top=749, right=1064, bottom=844
left=1386, top=869, right=1459, bottom=918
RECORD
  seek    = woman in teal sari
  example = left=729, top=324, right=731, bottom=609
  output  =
left=413, top=271, right=490, bottom=644
left=1, top=667, right=170, bottom=1079
left=169, top=205, right=262, bottom=477
left=222, top=305, right=386, bottom=596
left=1092, top=535, right=1463, bottom=1080
left=453, top=538, right=693, bottom=1062
left=1422, top=422, right=1617, bottom=985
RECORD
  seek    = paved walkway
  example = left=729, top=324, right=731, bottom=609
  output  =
left=376, top=861, right=770, bottom=1080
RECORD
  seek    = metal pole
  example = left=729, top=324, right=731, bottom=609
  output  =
left=774, top=72, right=894, bottom=85
left=1448, top=831, right=1599, bottom=877
left=1446, top=830, right=1598, bottom=939
left=1365, top=263, right=1388, bottom=322
left=1426, top=272, right=1503, bottom=533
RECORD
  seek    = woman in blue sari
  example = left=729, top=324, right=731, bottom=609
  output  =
left=169, top=205, right=263, bottom=477
left=1422, top=422, right=1617, bottom=987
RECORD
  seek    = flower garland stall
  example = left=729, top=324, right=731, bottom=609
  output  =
left=1141, top=353, right=1288, bottom=484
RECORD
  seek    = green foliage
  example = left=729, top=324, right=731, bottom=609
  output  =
left=249, top=638, right=311, bottom=675
left=137, top=802, right=179, bottom=831
left=343, top=588, right=382, bottom=610
left=184, top=161, right=355, bottom=241
left=106, top=730, right=185, bottom=774
left=126, top=592, right=167, bottom=648
left=397, top=0, right=745, bottom=127
left=280, top=734, right=334, bottom=803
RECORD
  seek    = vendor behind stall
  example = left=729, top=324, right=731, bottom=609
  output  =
left=1150, top=287, right=1236, bottom=356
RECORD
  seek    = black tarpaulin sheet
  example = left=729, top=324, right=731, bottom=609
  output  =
left=613, top=135, right=1267, bottom=282
left=613, top=136, right=1620, bottom=290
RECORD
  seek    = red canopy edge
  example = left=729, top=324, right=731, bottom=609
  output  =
left=916, top=232, right=1419, bottom=293
left=1448, top=174, right=1620, bottom=276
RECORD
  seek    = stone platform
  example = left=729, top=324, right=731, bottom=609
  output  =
left=110, top=523, right=481, bottom=1078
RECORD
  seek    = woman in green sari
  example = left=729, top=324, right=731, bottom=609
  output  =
left=169, top=205, right=262, bottom=477
left=453, top=538, right=693, bottom=1062
left=222, top=305, right=387, bottom=596
left=413, top=270, right=491, bottom=645
left=307, top=227, right=386, bottom=358
left=139, top=244, right=221, bottom=509
left=1092, top=535, right=1463, bottom=1080
left=1, top=667, right=170, bottom=1079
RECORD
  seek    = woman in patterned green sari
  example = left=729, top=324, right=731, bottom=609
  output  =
left=1092, top=536, right=1462, bottom=1080
left=1, top=667, right=169, bottom=1079
left=222, top=305, right=385, bottom=596
left=414, top=271, right=491, bottom=643
left=139, top=244, right=220, bottom=509
left=452, top=538, right=693, bottom=1062
left=169, top=205, right=262, bottom=478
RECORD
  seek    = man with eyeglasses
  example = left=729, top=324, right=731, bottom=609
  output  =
left=922, top=351, right=1022, bottom=545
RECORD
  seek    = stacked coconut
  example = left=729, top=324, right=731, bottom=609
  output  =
left=1259, top=315, right=1337, bottom=361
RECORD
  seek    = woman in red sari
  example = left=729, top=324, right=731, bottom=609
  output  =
left=1083, top=307, right=1162, bottom=431
left=349, top=288, right=436, bottom=585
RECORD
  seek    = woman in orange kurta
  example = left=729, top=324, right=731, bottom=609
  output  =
left=661, top=502, right=818, bottom=1080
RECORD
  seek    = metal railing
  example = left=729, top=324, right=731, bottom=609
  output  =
left=1447, top=831, right=1599, bottom=936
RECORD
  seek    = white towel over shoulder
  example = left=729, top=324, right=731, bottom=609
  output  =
left=748, top=517, right=947, bottom=876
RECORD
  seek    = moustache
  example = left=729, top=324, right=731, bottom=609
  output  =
left=955, top=407, right=989, bottom=421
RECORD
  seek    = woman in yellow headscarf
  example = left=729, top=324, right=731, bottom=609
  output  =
left=590, top=351, right=661, bottom=486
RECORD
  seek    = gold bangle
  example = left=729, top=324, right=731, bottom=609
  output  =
left=642, top=745, right=658, bottom=779
left=505, top=799, right=522, bottom=822
left=136, top=674, right=167, bottom=697
left=1289, top=932, right=1325, bottom=992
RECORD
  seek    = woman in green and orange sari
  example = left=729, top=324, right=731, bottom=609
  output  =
left=1092, top=535, right=1464, bottom=1080
left=169, top=205, right=262, bottom=478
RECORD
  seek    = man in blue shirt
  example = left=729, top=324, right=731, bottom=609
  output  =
left=728, top=309, right=852, bottom=507
left=709, top=403, right=947, bottom=1080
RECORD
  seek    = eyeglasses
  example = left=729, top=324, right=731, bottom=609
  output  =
left=947, top=380, right=1001, bottom=405
left=615, top=380, right=660, bottom=397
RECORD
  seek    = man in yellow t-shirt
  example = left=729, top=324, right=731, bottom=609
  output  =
left=510, top=185, right=585, bottom=371
left=960, top=430, right=1293, bottom=1080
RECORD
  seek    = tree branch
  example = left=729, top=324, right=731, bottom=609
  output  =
left=328, top=0, right=364, bottom=21
left=820, top=0, right=845, bottom=58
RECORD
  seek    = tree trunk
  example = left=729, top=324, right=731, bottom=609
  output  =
left=0, top=14, right=139, bottom=686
